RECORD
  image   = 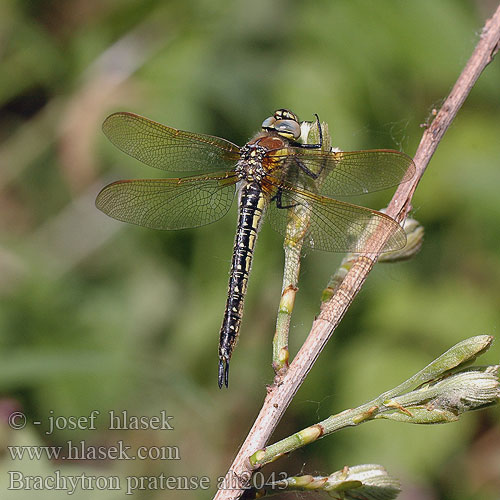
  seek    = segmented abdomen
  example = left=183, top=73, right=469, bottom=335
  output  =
left=218, top=181, right=268, bottom=387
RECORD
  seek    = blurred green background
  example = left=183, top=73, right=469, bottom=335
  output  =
left=1, top=0, right=499, bottom=499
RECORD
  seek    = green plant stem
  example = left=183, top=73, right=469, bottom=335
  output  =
left=251, top=335, right=496, bottom=467
left=272, top=246, right=301, bottom=373
left=321, top=254, right=357, bottom=303
left=272, top=119, right=331, bottom=374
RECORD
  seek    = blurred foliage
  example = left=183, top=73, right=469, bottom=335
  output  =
left=0, top=0, right=499, bottom=499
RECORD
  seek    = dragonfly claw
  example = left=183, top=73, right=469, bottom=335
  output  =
left=218, top=358, right=230, bottom=389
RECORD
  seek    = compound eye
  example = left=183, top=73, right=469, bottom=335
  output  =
left=261, top=116, right=276, bottom=129
left=274, top=109, right=299, bottom=122
left=274, top=119, right=301, bottom=140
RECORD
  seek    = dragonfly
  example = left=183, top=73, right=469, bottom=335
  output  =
left=96, top=109, right=415, bottom=388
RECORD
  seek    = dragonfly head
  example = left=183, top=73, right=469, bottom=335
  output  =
left=261, top=109, right=301, bottom=140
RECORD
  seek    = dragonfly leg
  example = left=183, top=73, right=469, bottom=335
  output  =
left=272, top=188, right=298, bottom=210
left=292, top=156, right=322, bottom=179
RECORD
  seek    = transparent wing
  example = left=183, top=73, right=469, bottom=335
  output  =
left=270, top=149, right=415, bottom=197
left=102, top=112, right=241, bottom=172
left=266, top=182, right=406, bottom=253
left=96, top=172, right=238, bottom=230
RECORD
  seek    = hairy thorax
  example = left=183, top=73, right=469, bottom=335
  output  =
left=235, top=134, right=288, bottom=183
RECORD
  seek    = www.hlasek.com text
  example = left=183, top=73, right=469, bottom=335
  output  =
left=8, top=440, right=180, bottom=461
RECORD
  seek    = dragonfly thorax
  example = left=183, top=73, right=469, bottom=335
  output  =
left=236, top=143, right=268, bottom=182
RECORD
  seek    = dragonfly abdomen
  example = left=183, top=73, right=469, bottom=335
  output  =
left=218, top=181, right=268, bottom=388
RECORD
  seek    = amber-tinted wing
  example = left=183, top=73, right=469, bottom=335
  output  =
left=270, top=149, right=415, bottom=197
left=96, top=172, right=238, bottom=230
left=266, top=180, right=406, bottom=253
left=102, top=112, right=241, bottom=173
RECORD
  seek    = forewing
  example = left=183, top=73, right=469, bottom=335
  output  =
left=271, top=149, right=415, bottom=197
left=96, top=173, right=237, bottom=230
left=266, top=183, right=406, bottom=253
left=103, top=112, right=241, bottom=172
